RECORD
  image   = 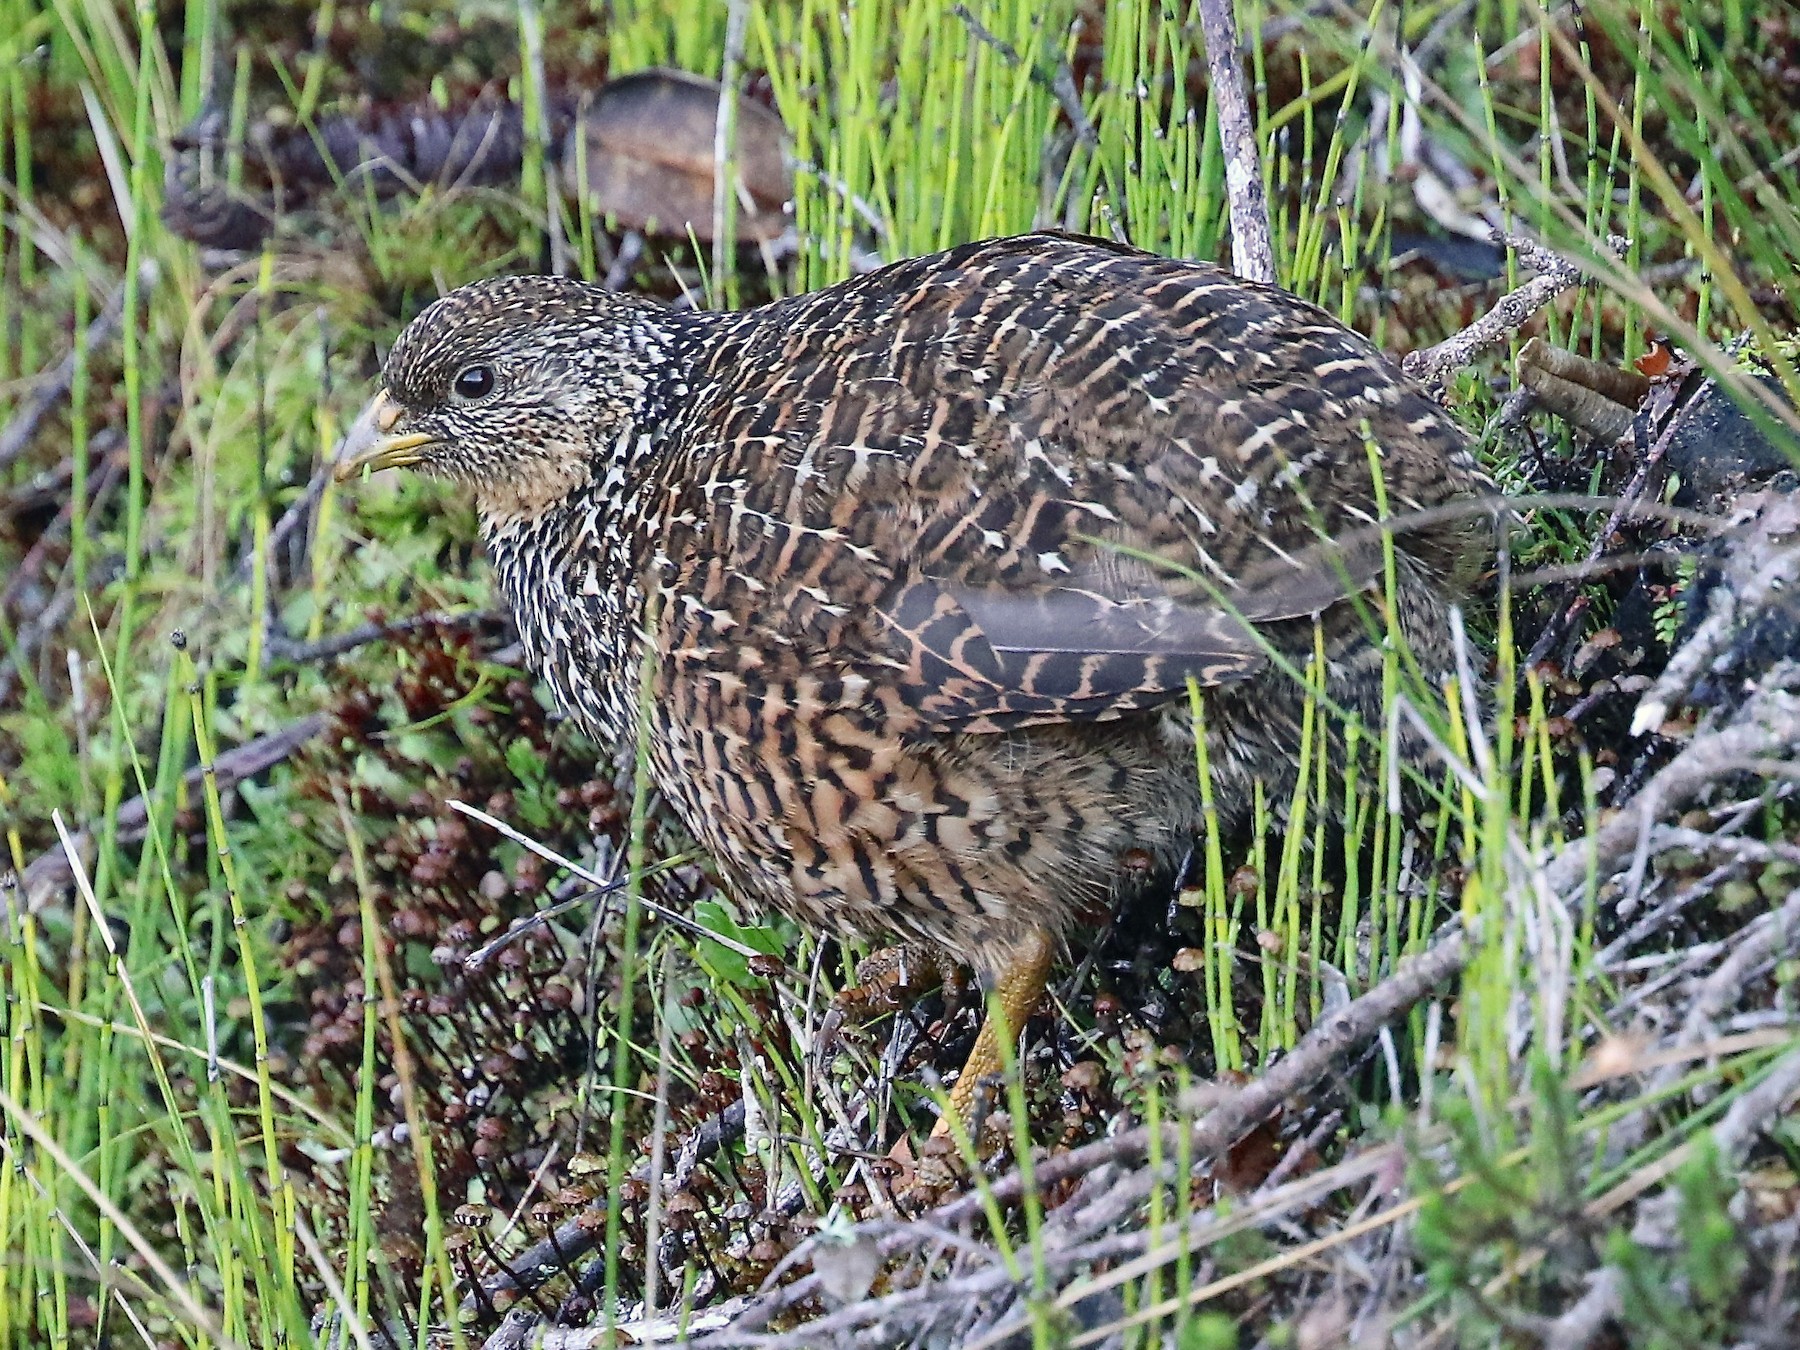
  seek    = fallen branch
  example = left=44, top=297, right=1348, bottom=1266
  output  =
left=1628, top=493, right=1800, bottom=735
left=235, top=459, right=332, bottom=590
left=472, top=1011, right=939, bottom=1325
left=1543, top=1268, right=1622, bottom=1350
left=1521, top=362, right=1700, bottom=672
left=470, top=928, right=1464, bottom=1345
left=465, top=1100, right=750, bottom=1317
left=1603, top=884, right=1800, bottom=1157
left=0, top=554, right=123, bottom=710
left=478, top=651, right=1800, bottom=1347
left=1542, top=682, right=1800, bottom=903
left=951, top=4, right=1099, bottom=152
left=1712, top=1043, right=1800, bottom=1166
left=533, top=1144, right=1405, bottom=1349
left=263, top=609, right=504, bottom=666
left=0, top=436, right=126, bottom=614
left=950, top=926, right=1465, bottom=1227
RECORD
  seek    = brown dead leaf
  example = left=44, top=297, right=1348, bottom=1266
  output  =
left=1635, top=338, right=1674, bottom=378
left=1572, top=1029, right=1655, bottom=1087
left=1215, top=1112, right=1285, bottom=1194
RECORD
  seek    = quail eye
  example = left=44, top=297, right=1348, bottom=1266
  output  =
left=452, top=364, right=496, bottom=400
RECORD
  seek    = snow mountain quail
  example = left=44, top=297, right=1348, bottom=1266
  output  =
left=339, top=232, right=1493, bottom=1131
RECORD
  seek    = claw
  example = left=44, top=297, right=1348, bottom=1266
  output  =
left=816, top=941, right=966, bottom=1061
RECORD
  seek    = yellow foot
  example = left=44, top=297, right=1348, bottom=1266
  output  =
left=932, top=928, right=1056, bottom=1139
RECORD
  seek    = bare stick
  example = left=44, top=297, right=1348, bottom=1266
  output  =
left=0, top=437, right=126, bottom=613
left=952, top=5, right=1100, bottom=151
left=1628, top=494, right=1800, bottom=736
left=1402, top=235, right=1621, bottom=389
left=522, top=1145, right=1399, bottom=1349
left=1713, top=1044, right=1800, bottom=1166
left=1543, top=1268, right=1622, bottom=1350
left=1542, top=684, right=1800, bottom=901
left=942, top=924, right=1465, bottom=1225
left=1521, top=367, right=1694, bottom=672
left=1197, top=0, right=1275, bottom=284
left=0, top=553, right=123, bottom=709
left=262, top=608, right=502, bottom=666
left=478, top=669, right=1800, bottom=1345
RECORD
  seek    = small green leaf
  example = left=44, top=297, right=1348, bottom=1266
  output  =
left=1179, top=1311, right=1240, bottom=1350
left=692, top=898, right=784, bottom=987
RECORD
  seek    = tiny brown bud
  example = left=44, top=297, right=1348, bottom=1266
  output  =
left=1061, top=1060, right=1105, bottom=1093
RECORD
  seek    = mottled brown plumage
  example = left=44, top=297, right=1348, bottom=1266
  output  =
left=340, top=232, right=1492, bottom=1125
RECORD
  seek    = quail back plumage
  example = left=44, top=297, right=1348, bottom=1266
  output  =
left=341, top=232, right=1492, bottom=1125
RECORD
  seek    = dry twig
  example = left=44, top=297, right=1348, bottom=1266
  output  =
left=1542, top=1268, right=1621, bottom=1350
left=0, top=437, right=126, bottom=613
left=0, top=264, right=152, bottom=475
left=950, top=5, right=1100, bottom=151
left=1629, top=493, right=1800, bottom=736
left=0, top=554, right=122, bottom=710
left=1197, top=0, right=1275, bottom=283
left=262, top=608, right=502, bottom=666
left=1521, top=364, right=1698, bottom=672
left=1402, top=235, right=1621, bottom=388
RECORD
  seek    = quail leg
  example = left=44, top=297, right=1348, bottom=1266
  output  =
left=934, top=927, right=1056, bottom=1138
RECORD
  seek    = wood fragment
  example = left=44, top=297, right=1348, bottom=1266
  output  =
left=1521, top=366, right=1697, bottom=671
left=1543, top=1268, right=1621, bottom=1350
left=1519, top=335, right=1652, bottom=408
left=0, top=437, right=126, bottom=614
left=1712, top=1044, right=1800, bottom=1165
left=1516, top=360, right=1636, bottom=442
left=1628, top=492, right=1800, bottom=736
left=678, top=927, right=1472, bottom=1346
left=951, top=4, right=1099, bottom=151
left=0, top=554, right=123, bottom=710
left=262, top=609, right=503, bottom=666
left=711, top=0, right=753, bottom=287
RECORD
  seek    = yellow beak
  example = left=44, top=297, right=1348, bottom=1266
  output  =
left=334, top=389, right=438, bottom=481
